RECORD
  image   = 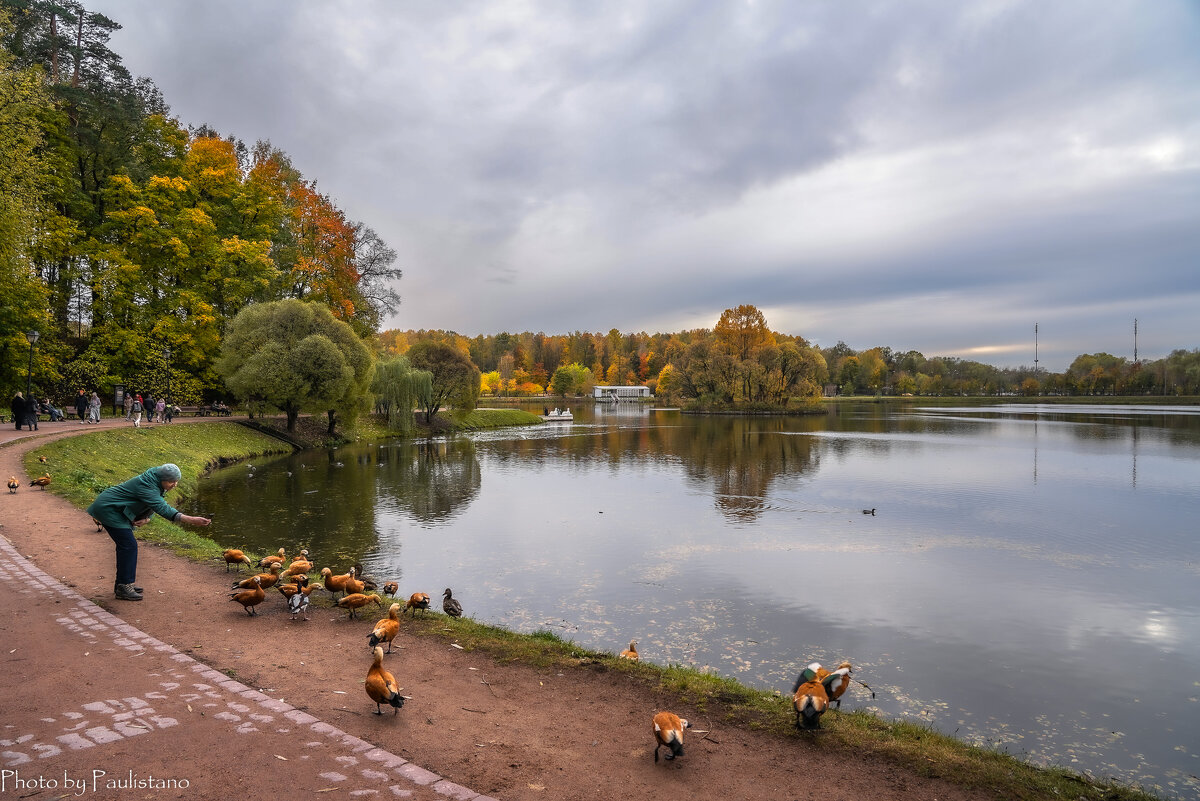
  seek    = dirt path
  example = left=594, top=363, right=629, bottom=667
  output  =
left=0, top=420, right=999, bottom=800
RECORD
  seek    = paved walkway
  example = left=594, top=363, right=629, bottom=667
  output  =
left=0, top=417, right=495, bottom=801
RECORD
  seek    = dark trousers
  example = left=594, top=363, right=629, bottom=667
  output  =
left=102, top=525, right=138, bottom=585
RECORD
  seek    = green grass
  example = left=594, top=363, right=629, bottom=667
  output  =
left=23, top=422, right=292, bottom=563
left=18, top=417, right=1163, bottom=801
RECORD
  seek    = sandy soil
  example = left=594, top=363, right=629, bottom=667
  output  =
left=0, top=422, right=1000, bottom=800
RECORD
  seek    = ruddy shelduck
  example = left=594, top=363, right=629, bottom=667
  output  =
left=404, top=592, right=430, bottom=616
left=283, top=556, right=312, bottom=577
left=368, top=603, right=402, bottom=653
left=29, top=473, right=51, bottom=489
left=258, top=548, right=286, bottom=568
left=232, top=562, right=282, bottom=590
left=322, top=566, right=357, bottom=598
left=822, top=661, right=854, bottom=708
left=366, top=646, right=405, bottom=715
left=222, top=549, right=253, bottom=572
left=336, top=592, right=382, bottom=619
left=382, top=582, right=399, bottom=596
left=620, top=640, right=639, bottom=661
left=653, top=711, right=691, bottom=763
left=792, top=662, right=829, bottom=729
left=7, top=476, right=19, bottom=493
left=229, top=576, right=266, bottom=616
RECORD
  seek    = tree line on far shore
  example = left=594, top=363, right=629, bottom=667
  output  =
left=382, top=311, right=1200, bottom=404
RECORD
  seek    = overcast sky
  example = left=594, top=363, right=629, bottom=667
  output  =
left=90, top=0, right=1199, bottom=371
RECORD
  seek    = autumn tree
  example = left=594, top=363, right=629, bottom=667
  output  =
left=407, top=340, right=480, bottom=422
left=216, top=299, right=372, bottom=432
left=714, top=304, right=775, bottom=360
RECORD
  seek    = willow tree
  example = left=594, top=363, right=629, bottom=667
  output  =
left=371, top=355, right=431, bottom=435
left=216, top=298, right=373, bottom=432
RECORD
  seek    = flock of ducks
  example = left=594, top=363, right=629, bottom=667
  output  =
left=10, top=473, right=51, bottom=491
left=213, top=543, right=877, bottom=756
left=221, top=546, right=465, bottom=716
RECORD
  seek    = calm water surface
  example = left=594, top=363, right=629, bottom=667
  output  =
left=194, top=403, right=1200, bottom=798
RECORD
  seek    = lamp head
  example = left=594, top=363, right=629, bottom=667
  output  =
left=26, top=330, right=39, bottom=345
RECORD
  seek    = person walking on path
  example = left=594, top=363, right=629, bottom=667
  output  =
left=74, top=389, right=87, bottom=423
left=24, top=394, right=40, bottom=431
left=88, top=391, right=102, bottom=424
left=123, top=391, right=134, bottom=420
left=155, top=396, right=166, bottom=423
left=131, top=393, right=144, bottom=427
left=11, top=391, right=26, bottom=430
left=86, top=463, right=211, bottom=600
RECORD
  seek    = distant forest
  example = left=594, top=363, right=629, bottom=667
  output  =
left=380, top=306, right=1200, bottom=401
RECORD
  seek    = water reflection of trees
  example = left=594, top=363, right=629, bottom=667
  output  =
left=195, top=448, right=382, bottom=565
left=485, top=414, right=822, bottom=522
left=375, top=439, right=481, bottom=523
left=678, top=417, right=820, bottom=521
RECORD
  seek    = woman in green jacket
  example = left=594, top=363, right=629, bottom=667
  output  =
left=86, top=463, right=211, bottom=601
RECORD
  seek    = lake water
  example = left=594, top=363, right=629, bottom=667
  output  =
left=194, top=402, right=1200, bottom=799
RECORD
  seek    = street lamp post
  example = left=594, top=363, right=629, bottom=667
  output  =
left=25, top=330, right=39, bottom=398
left=164, top=347, right=171, bottom=422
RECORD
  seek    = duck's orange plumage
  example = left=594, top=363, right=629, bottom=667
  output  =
left=321, top=566, right=356, bottom=597
left=820, top=661, right=855, bottom=708
left=792, top=662, right=829, bottom=729
left=7, top=476, right=19, bottom=493
left=366, top=646, right=405, bottom=715
left=279, top=576, right=323, bottom=600
left=29, top=473, right=51, bottom=490
left=336, top=592, right=382, bottom=619
left=343, top=568, right=365, bottom=596
left=283, top=557, right=312, bottom=577
left=222, top=549, right=253, bottom=572
left=258, top=548, right=286, bottom=568
left=368, top=603, right=402, bottom=653
left=233, top=562, right=282, bottom=590
left=619, top=640, right=639, bottom=661
left=229, top=576, right=266, bottom=616
left=404, top=592, right=430, bottom=616
left=383, top=582, right=398, bottom=596
left=652, top=711, right=691, bottom=763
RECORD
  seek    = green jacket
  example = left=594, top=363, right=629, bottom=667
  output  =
left=87, top=467, right=182, bottom=529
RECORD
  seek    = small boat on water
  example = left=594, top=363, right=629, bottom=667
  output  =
left=541, top=408, right=573, bottom=421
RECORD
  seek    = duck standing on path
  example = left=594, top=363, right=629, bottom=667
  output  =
left=404, top=592, right=430, bottom=616
left=337, top=592, right=382, bottom=619
left=652, top=711, right=691, bottom=763
left=222, top=549, right=253, bottom=572
left=258, top=548, right=286, bottom=569
left=232, top=562, right=282, bottom=591
left=229, top=576, right=266, bottom=616
left=368, top=603, right=402, bottom=653
left=366, top=646, right=405, bottom=715
left=441, top=588, right=463, bottom=618
left=7, top=476, right=18, bottom=493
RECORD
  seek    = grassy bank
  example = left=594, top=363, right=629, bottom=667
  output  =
left=21, top=420, right=1160, bottom=801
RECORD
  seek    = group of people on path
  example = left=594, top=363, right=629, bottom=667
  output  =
left=121, top=392, right=177, bottom=427
left=9, top=388, right=183, bottom=431
left=9, top=391, right=91, bottom=430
